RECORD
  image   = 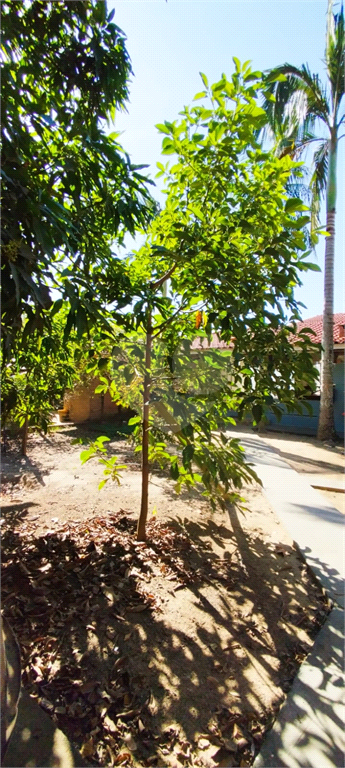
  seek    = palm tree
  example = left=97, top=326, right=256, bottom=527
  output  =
left=262, top=0, right=344, bottom=441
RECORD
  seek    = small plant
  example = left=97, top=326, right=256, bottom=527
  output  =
left=79, top=436, right=127, bottom=490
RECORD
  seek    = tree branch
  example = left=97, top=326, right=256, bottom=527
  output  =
left=151, top=300, right=194, bottom=339
left=150, top=263, right=177, bottom=290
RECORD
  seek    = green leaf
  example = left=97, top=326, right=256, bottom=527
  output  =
left=243, top=71, right=262, bottom=81
left=128, top=415, right=141, bottom=425
left=232, top=56, right=241, bottom=73
left=199, top=72, right=208, bottom=88
left=302, top=262, right=322, bottom=272
left=252, top=404, right=262, bottom=424
left=80, top=448, right=94, bottom=464
left=289, top=215, right=310, bottom=229
left=193, top=91, right=207, bottom=101
left=156, top=123, right=172, bottom=135
left=285, top=197, right=305, bottom=214
left=95, top=384, right=108, bottom=393
left=95, top=436, right=110, bottom=446
left=161, top=138, right=176, bottom=155
left=182, top=443, right=194, bottom=467
left=170, top=460, right=180, bottom=480
left=266, top=72, right=287, bottom=83
left=98, top=357, right=109, bottom=370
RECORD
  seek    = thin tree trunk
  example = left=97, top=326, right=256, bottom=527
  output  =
left=317, top=137, right=337, bottom=441
left=137, top=314, right=152, bottom=541
left=21, top=416, right=29, bottom=456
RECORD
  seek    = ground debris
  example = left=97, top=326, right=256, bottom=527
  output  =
left=1, top=432, right=331, bottom=768
left=1, top=510, right=246, bottom=766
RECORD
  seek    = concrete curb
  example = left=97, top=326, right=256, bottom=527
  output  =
left=233, top=431, right=345, bottom=768
left=253, top=607, right=345, bottom=768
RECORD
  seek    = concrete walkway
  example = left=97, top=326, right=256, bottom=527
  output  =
left=2, top=689, right=88, bottom=767
left=234, top=431, right=345, bottom=768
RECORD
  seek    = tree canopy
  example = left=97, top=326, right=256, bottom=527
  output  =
left=84, top=63, right=322, bottom=538
left=129, top=64, right=321, bottom=416
left=1, top=0, right=156, bottom=354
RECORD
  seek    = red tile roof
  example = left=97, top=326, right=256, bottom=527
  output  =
left=292, top=313, right=345, bottom=344
left=191, top=315, right=345, bottom=350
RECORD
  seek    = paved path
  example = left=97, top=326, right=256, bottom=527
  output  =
left=2, top=689, right=88, bottom=767
left=233, top=432, right=345, bottom=768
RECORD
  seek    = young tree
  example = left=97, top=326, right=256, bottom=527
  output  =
left=87, top=63, right=321, bottom=540
left=1, top=309, right=84, bottom=455
left=260, top=0, right=344, bottom=440
left=1, top=0, right=156, bottom=354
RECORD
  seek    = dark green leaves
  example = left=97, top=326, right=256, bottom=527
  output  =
left=182, top=443, right=195, bottom=467
left=170, top=460, right=180, bottom=481
left=1, top=0, right=156, bottom=352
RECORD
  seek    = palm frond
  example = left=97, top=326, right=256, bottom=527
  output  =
left=325, top=2, right=345, bottom=108
left=263, top=68, right=304, bottom=132
left=262, top=64, right=330, bottom=132
left=310, top=140, right=329, bottom=229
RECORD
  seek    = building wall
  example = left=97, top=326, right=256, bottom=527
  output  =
left=265, top=362, right=344, bottom=438
left=64, top=379, right=120, bottom=423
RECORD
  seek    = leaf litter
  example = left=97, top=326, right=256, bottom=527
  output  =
left=1, top=428, right=332, bottom=768
left=1, top=505, right=330, bottom=768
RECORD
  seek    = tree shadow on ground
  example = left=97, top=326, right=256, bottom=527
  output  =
left=1, top=450, right=49, bottom=486
left=254, top=605, right=344, bottom=768
left=1, top=507, right=330, bottom=768
left=1, top=501, right=39, bottom=527
left=266, top=448, right=344, bottom=476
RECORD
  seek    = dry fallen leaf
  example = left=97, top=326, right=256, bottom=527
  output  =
left=81, top=737, right=94, bottom=758
left=123, top=733, right=137, bottom=751
left=223, top=738, right=237, bottom=752
left=114, top=751, right=132, bottom=765
left=147, top=693, right=159, bottom=716
left=103, top=715, right=118, bottom=733
left=198, top=738, right=210, bottom=749
left=206, top=675, right=219, bottom=686
left=274, top=543, right=291, bottom=556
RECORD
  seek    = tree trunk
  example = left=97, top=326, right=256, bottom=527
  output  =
left=137, top=315, right=152, bottom=541
left=21, top=416, right=29, bottom=456
left=317, top=136, right=337, bottom=441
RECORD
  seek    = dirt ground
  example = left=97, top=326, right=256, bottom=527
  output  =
left=1, top=424, right=336, bottom=767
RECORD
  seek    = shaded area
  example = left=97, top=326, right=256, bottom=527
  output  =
left=1, top=507, right=329, bottom=768
left=3, top=689, right=88, bottom=768
left=0, top=502, right=39, bottom=528
left=254, top=607, right=345, bottom=768
left=236, top=431, right=345, bottom=609
left=271, top=449, right=344, bottom=476
left=1, top=452, right=48, bottom=487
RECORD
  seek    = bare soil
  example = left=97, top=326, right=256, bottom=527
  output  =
left=1, top=424, right=331, bottom=767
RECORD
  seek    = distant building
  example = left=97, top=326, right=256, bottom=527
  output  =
left=59, top=378, right=132, bottom=424
left=191, top=316, right=344, bottom=438
left=266, top=313, right=344, bottom=438
left=290, top=313, right=345, bottom=365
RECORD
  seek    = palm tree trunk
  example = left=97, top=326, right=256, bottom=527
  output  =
left=317, top=136, right=337, bottom=441
left=137, top=314, right=152, bottom=541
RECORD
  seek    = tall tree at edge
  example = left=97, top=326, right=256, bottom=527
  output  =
left=262, top=0, right=344, bottom=440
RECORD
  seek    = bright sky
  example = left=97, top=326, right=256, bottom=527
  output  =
left=109, top=0, right=344, bottom=320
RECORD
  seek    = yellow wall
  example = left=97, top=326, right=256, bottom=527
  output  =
left=64, top=379, right=120, bottom=423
